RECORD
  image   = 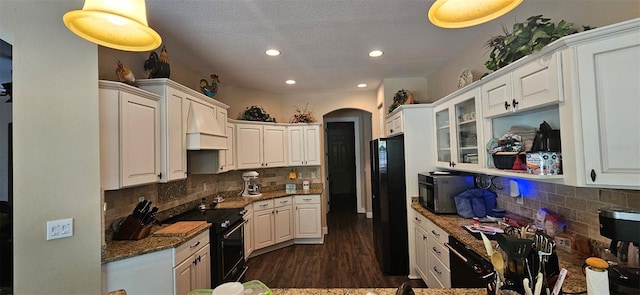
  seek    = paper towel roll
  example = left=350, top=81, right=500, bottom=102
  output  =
left=586, top=266, right=610, bottom=295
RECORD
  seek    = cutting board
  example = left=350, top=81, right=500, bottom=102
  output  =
left=152, top=221, right=209, bottom=237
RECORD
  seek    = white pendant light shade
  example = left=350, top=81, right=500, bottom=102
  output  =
left=63, top=0, right=162, bottom=51
left=428, top=0, right=523, bottom=28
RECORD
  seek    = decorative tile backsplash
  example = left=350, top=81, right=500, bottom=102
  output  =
left=104, top=166, right=323, bottom=231
left=489, top=176, right=640, bottom=244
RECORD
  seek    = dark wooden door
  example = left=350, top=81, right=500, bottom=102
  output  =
left=326, top=122, right=356, bottom=211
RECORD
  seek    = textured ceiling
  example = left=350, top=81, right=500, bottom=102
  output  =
left=144, top=0, right=639, bottom=94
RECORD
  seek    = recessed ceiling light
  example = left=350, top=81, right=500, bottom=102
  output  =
left=357, top=83, right=367, bottom=88
left=368, top=50, right=383, bottom=57
left=265, top=49, right=281, bottom=56
left=285, top=80, right=296, bottom=85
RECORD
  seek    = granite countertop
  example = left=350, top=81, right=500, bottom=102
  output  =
left=103, top=223, right=211, bottom=263
left=214, top=189, right=324, bottom=209
left=411, top=203, right=587, bottom=294
left=103, top=189, right=323, bottom=263
left=270, top=288, right=485, bottom=294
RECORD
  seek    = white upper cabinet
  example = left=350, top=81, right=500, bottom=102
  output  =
left=482, top=51, right=562, bottom=118
left=562, top=20, right=640, bottom=188
left=385, top=111, right=404, bottom=137
left=218, top=122, right=236, bottom=172
left=137, top=79, right=229, bottom=181
left=236, top=122, right=287, bottom=169
left=434, top=88, right=482, bottom=170
left=287, top=124, right=321, bottom=166
left=99, top=81, right=161, bottom=190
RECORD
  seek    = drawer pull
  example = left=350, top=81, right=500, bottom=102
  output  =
left=260, top=203, right=269, bottom=207
left=415, top=217, right=421, bottom=222
left=431, top=230, right=440, bottom=237
left=303, top=198, right=312, bottom=201
left=433, top=266, right=442, bottom=275
left=432, top=246, right=441, bottom=255
left=190, top=241, right=201, bottom=249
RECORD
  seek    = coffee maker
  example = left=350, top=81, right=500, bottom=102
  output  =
left=241, top=171, right=262, bottom=197
left=599, top=207, right=640, bottom=294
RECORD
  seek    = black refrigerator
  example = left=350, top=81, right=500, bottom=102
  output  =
left=370, top=135, right=408, bottom=275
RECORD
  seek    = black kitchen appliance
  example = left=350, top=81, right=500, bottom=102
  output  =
left=447, top=236, right=494, bottom=289
left=370, top=136, right=408, bottom=275
left=599, top=207, right=640, bottom=294
left=163, top=207, right=247, bottom=288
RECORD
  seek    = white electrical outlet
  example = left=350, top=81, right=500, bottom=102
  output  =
left=46, top=218, right=73, bottom=240
left=516, top=196, right=524, bottom=205
left=311, top=172, right=316, bottom=179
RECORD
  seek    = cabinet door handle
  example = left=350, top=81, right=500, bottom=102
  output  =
left=157, top=173, right=162, bottom=179
left=590, top=169, right=597, bottom=182
left=504, top=101, right=511, bottom=110
left=301, top=161, right=304, bottom=165
left=512, top=99, right=519, bottom=108
left=422, top=235, right=427, bottom=240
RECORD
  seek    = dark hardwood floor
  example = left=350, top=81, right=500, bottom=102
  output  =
left=243, top=194, right=426, bottom=289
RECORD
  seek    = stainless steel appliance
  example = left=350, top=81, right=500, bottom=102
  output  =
left=418, top=173, right=475, bottom=214
left=370, top=136, right=408, bottom=275
left=599, top=207, right=640, bottom=294
left=163, top=207, right=248, bottom=287
left=447, top=236, right=494, bottom=289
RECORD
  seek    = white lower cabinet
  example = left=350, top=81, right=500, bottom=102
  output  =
left=243, top=205, right=254, bottom=259
left=294, top=195, right=322, bottom=240
left=253, top=197, right=294, bottom=250
left=274, top=197, right=294, bottom=244
left=102, top=231, right=210, bottom=295
left=412, top=209, right=450, bottom=288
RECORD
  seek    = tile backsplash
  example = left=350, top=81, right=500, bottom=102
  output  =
left=104, top=166, right=322, bottom=233
left=489, top=176, right=640, bottom=245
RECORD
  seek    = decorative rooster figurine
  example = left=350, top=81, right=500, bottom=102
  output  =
left=143, top=46, right=171, bottom=79
left=200, top=74, right=220, bottom=97
left=115, top=60, right=135, bottom=85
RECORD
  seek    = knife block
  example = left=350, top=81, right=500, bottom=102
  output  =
left=112, top=215, right=152, bottom=240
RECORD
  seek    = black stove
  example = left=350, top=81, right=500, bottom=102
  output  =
left=165, top=208, right=244, bottom=234
left=162, top=207, right=247, bottom=287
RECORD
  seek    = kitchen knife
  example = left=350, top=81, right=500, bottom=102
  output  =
left=132, top=200, right=147, bottom=217
left=139, top=201, right=152, bottom=218
left=141, top=207, right=158, bottom=225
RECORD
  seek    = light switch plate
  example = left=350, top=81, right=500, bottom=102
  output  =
left=46, top=218, right=73, bottom=240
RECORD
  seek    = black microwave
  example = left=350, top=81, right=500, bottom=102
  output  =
left=418, top=172, right=475, bottom=214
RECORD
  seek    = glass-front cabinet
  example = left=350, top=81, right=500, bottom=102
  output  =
left=434, top=88, right=482, bottom=169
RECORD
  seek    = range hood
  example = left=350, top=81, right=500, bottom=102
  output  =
left=186, top=100, right=228, bottom=150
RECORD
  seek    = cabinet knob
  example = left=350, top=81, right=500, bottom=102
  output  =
left=590, top=169, right=597, bottom=182
left=157, top=173, right=162, bottom=179
left=504, top=101, right=511, bottom=110
left=390, top=129, right=394, bottom=133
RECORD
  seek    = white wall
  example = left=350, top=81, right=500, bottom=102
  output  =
left=1, top=1, right=102, bottom=294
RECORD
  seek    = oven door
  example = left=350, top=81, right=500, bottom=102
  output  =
left=220, top=219, right=247, bottom=283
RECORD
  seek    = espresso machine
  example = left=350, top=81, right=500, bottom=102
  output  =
left=241, top=171, right=262, bottom=197
left=599, top=207, right=640, bottom=294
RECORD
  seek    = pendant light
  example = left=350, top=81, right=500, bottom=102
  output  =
left=63, top=0, right=162, bottom=52
left=428, top=0, right=523, bottom=29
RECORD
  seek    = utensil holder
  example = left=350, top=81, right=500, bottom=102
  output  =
left=112, top=215, right=152, bottom=240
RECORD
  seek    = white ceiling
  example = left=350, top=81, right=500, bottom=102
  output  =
left=144, top=0, right=639, bottom=94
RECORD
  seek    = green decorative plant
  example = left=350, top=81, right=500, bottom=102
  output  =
left=485, top=15, right=583, bottom=71
left=238, top=105, right=276, bottom=122
left=388, top=89, right=418, bottom=114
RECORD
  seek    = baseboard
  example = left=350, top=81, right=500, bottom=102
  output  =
left=366, top=211, right=373, bottom=218
left=323, top=226, right=328, bottom=235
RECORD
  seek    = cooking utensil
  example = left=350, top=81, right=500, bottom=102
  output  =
left=533, top=272, right=543, bottom=295
left=481, top=231, right=494, bottom=256
left=496, top=233, right=534, bottom=274
left=523, top=278, right=533, bottom=295
left=551, top=268, right=567, bottom=295
left=492, top=251, right=505, bottom=282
